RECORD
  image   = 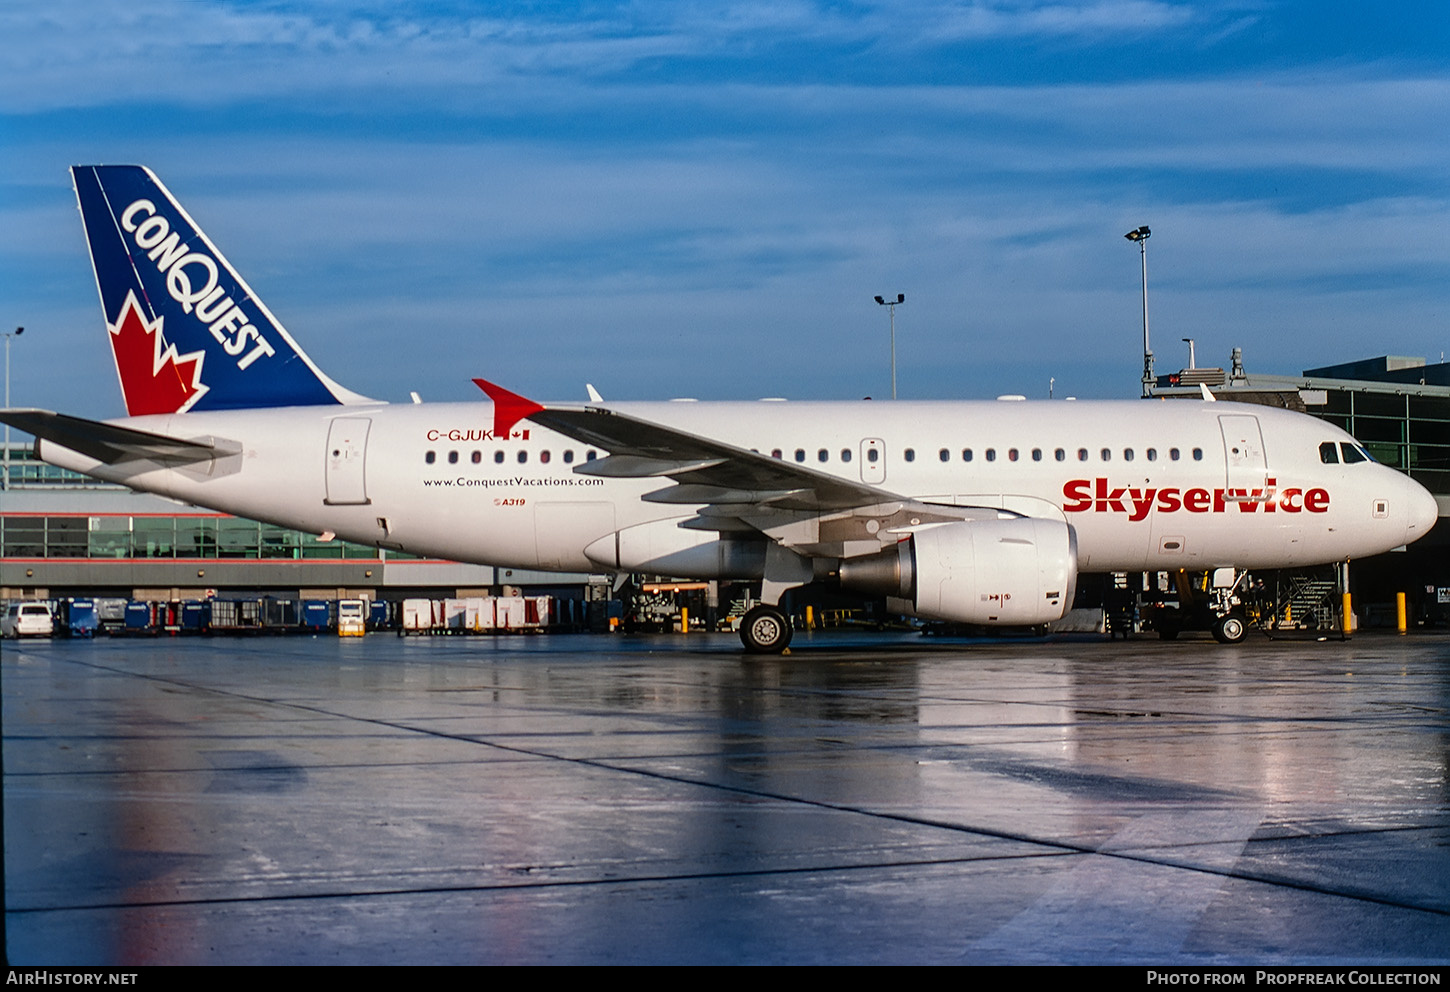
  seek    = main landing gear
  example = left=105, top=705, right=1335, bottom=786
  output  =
left=1211, top=613, right=1248, bottom=644
left=739, top=604, right=793, bottom=654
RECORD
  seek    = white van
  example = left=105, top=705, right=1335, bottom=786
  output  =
left=3, top=602, right=55, bottom=638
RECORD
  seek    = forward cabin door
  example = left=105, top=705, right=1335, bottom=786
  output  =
left=1219, top=414, right=1267, bottom=499
left=324, top=417, right=372, bottom=505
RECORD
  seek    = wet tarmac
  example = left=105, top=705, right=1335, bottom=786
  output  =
left=4, top=630, right=1448, bottom=965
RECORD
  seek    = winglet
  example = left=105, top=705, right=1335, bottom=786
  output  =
left=473, top=378, right=546, bottom=438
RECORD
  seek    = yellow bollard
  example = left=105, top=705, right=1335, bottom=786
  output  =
left=680, top=607, right=689, bottom=634
left=1396, top=592, right=1407, bottom=634
left=805, top=605, right=814, bottom=630
left=1341, top=592, right=1353, bottom=636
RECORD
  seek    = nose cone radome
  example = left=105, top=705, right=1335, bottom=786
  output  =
left=1403, top=476, right=1440, bottom=547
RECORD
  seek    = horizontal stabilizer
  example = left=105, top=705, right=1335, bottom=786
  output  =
left=0, top=408, right=222, bottom=465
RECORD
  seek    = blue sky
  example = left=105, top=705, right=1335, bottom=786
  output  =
left=3, top=1, right=1447, bottom=417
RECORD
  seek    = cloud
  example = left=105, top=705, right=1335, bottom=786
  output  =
left=925, top=0, right=1198, bottom=41
left=3, top=1, right=1446, bottom=413
left=0, top=0, right=1244, bottom=113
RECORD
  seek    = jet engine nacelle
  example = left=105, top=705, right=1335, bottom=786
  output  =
left=839, top=517, right=1078, bottom=625
left=584, top=518, right=766, bottom=579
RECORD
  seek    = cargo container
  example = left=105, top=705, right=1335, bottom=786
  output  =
left=59, top=598, right=99, bottom=638
left=95, top=598, right=129, bottom=634
left=301, top=599, right=334, bottom=632
left=176, top=600, right=211, bottom=634
left=210, top=598, right=264, bottom=632
left=262, top=597, right=301, bottom=630
left=401, top=598, right=441, bottom=634
left=123, top=601, right=156, bottom=635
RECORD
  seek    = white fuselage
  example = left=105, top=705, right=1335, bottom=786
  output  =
left=39, top=398, right=1438, bottom=576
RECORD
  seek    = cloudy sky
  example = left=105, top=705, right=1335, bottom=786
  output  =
left=2, top=0, right=1447, bottom=417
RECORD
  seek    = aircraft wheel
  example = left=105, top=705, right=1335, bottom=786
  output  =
left=740, top=605, right=793, bottom=654
left=1212, top=614, right=1247, bottom=644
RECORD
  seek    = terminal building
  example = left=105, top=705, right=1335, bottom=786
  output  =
left=0, top=450, right=604, bottom=607
left=1146, top=351, right=1450, bottom=624
left=3, top=352, right=1448, bottom=628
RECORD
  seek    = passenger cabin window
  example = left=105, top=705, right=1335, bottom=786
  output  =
left=1101, top=448, right=1111, bottom=461
left=425, top=451, right=436, bottom=464
left=771, top=449, right=782, bottom=459
left=540, top=450, right=551, bottom=464
left=962, top=449, right=973, bottom=462
left=1078, top=448, right=1089, bottom=461
left=494, top=451, right=505, bottom=464
left=939, top=448, right=950, bottom=462
left=1170, top=448, right=1180, bottom=461
left=1055, top=448, right=1065, bottom=462
left=1320, top=441, right=1339, bottom=464
left=904, top=448, right=915, bottom=462
left=986, top=448, right=996, bottom=462
left=1032, top=449, right=1042, bottom=462
left=1192, top=448, right=1203, bottom=461
left=1146, top=448, right=1157, bottom=462
left=564, top=450, right=574, bottom=464
left=448, top=451, right=459, bottom=464
left=472, top=451, right=482, bottom=464
left=841, top=448, right=852, bottom=462
left=1008, top=448, right=1019, bottom=462
left=586, top=450, right=598, bottom=461
left=818, top=449, right=829, bottom=463
left=517, top=451, right=528, bottom=464
left=868, top=448, right=879, bottom=463
left=1123, top=448, right=1134, bottom=462
left=794, top=449, right=806, bottom=463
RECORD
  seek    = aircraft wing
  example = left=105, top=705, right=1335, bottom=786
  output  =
left=475, top=377, right=1011, bottom=557
left=0, top=409, right=223, bottom=465
left=529, top=404, right=902, bottom=514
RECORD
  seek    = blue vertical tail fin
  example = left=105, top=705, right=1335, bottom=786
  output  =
left=72, top=165, right=371, bottom=415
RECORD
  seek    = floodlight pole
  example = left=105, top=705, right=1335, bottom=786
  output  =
left=874, top=294, right=905, bottom=399
left=1124, top=226, right=1152, bottom=397
left=3, top=326, right=23, bottom=490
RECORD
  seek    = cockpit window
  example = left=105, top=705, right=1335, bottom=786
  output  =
left=1340, top=442, right=1367, bottom=464
left=1319, top=441, right=1339, bottom=464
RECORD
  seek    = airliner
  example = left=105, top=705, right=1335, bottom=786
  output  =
left=0, top=166, right=1437, bottom=651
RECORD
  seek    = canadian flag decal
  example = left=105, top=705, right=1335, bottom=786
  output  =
left=109, top=291, right=209, bottom=415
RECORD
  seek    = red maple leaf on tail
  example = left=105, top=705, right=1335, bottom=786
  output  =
left=108, top=292, right=209, bottom=415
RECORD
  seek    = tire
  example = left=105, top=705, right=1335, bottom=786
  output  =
left=1212, top=614, right=1247, bottom=644
left=740, top=605, right=793, bottom=654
